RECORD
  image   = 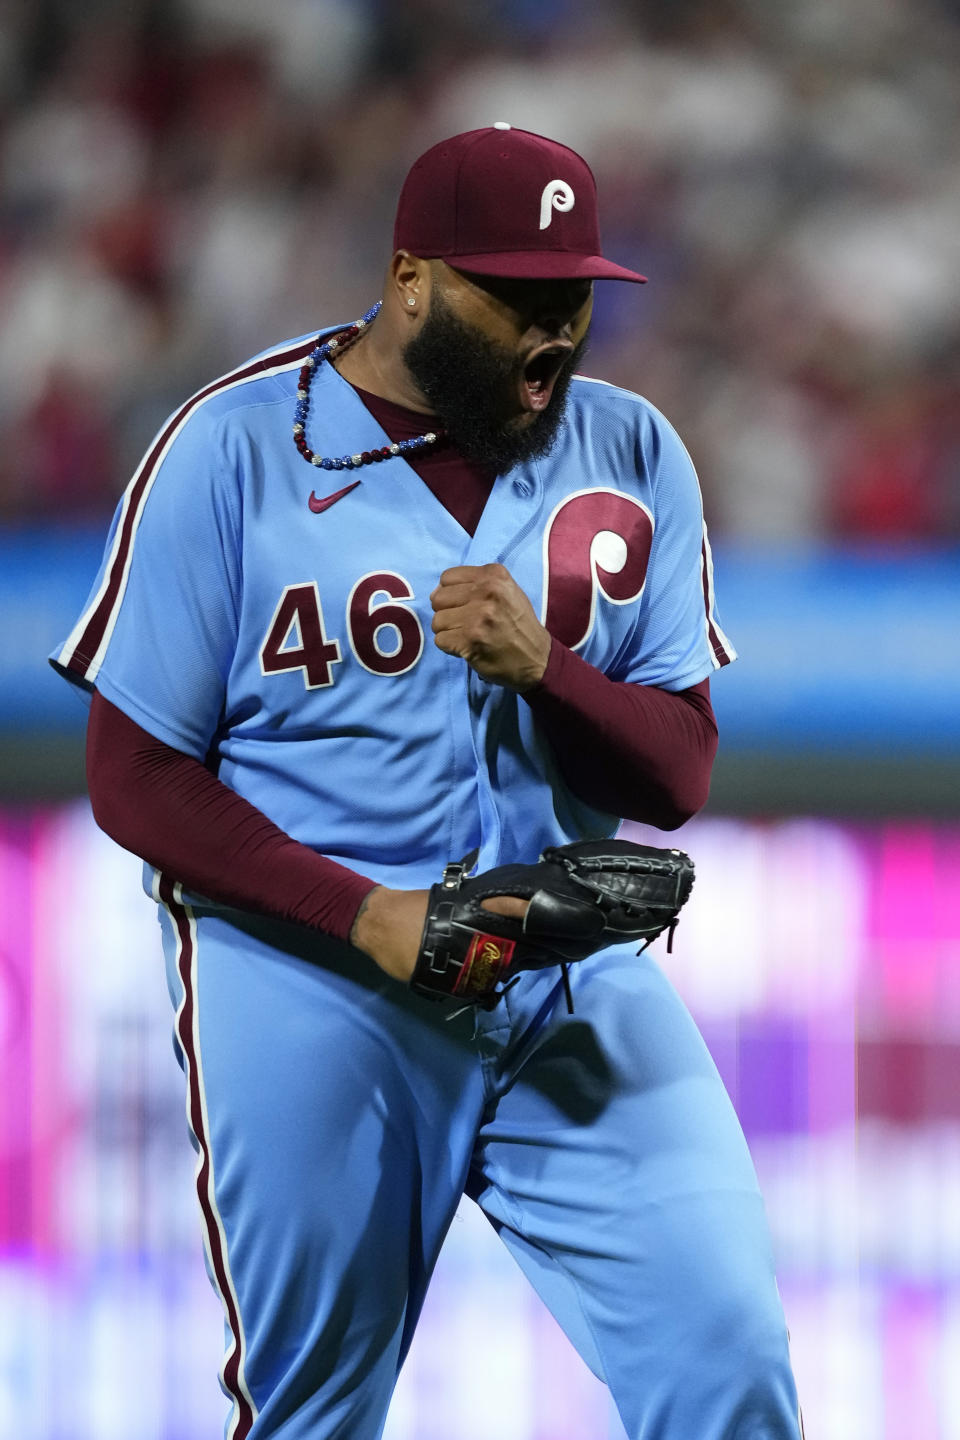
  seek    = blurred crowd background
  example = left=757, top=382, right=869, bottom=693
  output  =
left=2, top=6, right=960, bottom=1439
left=2, top=0, right=959, bottom=542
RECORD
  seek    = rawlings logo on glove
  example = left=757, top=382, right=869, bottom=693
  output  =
left=410, top=839, right=695, bottom=1011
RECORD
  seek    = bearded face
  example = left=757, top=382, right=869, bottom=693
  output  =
left=402, top=282, right=591, bottom=473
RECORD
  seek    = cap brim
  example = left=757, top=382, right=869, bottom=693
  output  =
left=446, top=252, right=647, bottom=283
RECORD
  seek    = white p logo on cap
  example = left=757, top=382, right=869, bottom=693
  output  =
left=539, top=179, right=575, bottom=230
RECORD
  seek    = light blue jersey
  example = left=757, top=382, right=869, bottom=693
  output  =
left=52, top=326, right=734, bottom=887
left=50, top=328, right=803, bottom=1440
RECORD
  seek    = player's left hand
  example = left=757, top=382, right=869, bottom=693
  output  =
left=410, top=839, right=696, bottom=1009
left=429, top=563, right=552, bottom=691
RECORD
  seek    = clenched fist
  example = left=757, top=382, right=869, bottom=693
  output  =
left=429, top=562, right=552, bottom=691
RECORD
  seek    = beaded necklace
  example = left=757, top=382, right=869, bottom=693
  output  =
left=292, top=300, right=446, bottom=471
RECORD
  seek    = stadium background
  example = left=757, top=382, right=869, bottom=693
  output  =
left=1, top=1, right=958, bottom=1435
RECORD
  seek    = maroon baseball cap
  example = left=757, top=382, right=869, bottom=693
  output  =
left=393, top=124, right=647, bottom=284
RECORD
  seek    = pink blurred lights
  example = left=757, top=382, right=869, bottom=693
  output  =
left=2, top=805, right=959, bottom=1439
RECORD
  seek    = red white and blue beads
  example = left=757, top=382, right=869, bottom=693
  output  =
left=293, top=301, right=446, bottom=470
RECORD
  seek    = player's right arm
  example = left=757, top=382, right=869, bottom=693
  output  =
left=86, top=688, right=524, bottom=982
left=85, top=687, right=377, bottom=943
left=50, top=394, right=429, bottom=982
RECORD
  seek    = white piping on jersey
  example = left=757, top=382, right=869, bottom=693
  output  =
left=657, top=411, right=737, bottom=666
left=60, top=338, right=314, bottom=682
left=700, top=523, right=737, bottom=666
left=572, top=375, right=736, bottom=667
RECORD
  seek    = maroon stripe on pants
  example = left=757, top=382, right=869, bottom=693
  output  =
left=160, top=875, right=255, bottom=1439
left=64, top=340, right=315, bottom=681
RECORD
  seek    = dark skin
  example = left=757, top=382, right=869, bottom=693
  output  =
left=342, top=254, right=594, bottom=982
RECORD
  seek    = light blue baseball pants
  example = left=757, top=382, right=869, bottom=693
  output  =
left=157, top=888, right=802, bottom=1440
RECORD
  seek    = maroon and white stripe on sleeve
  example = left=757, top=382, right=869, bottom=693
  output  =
left=58, top=338, right=315, bottom=685
left=700, top=524, right=737, bottom=668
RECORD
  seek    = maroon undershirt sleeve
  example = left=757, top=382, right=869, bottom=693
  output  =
left=86, top=688, right=377, bottom=942
left=523, top=644, right=718, bottom=829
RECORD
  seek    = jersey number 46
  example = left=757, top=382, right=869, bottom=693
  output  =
left=259, top=571, right=422, bottom=688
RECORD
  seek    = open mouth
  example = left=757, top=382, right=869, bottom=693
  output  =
left=520, top=344, right=573, bottom=413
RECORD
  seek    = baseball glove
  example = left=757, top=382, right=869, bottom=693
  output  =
left=410, top=839, right=694, bottom=1011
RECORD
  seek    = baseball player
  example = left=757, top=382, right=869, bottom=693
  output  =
left=51, top=126, right=802, bottom=1439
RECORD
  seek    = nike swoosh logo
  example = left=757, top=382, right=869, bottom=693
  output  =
left=308, top=480, right=361, bottom=514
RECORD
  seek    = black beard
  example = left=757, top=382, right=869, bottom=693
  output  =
left=402, top=290, right=589, bottom=473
